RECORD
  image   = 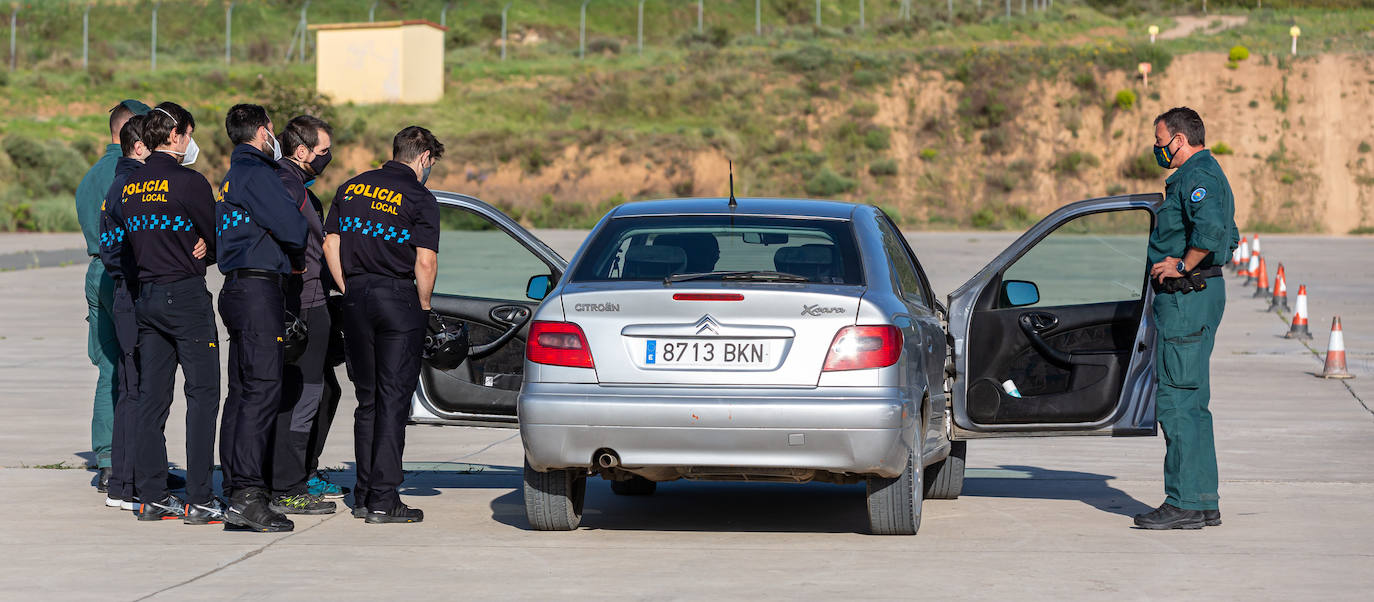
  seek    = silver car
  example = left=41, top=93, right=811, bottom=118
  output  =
left=410, top=193, right=1164, bottom=536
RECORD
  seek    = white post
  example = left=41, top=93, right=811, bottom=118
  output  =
left=8, top=4, right=17, bottom=72
left=82, top=3, right=91, bottom=70
left=948, top=0, right=954, bottom=21
left=299, top=1, right=310, bottom=64
left=225, top=2, right=234, bottom=66
left=639, top=0, right=646, bottom=53
left=697, top=0, right=703, bottom=34
left=441, top=2, right=450, bottom=27
left=150, top=2, right=159, bottom=71
left=579, top=0, right=589, bottom=59
left=755, top=0, right=760, bottom=36
left=859, top=0, right=864, bottom=31
left=369, top=1, right=377, bottom=22
left=1021, top=0, right=1026, bottom=15
left=1006, top=0, right=1011, bottom=19
left=815, top=0, right=820, bottom=28
left=501, top=3, right=511, bottom=61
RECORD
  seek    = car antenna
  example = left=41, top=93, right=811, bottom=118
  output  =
left=727, top=160, right=737, bottom=209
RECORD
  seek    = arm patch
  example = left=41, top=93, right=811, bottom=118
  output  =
left=1190, top=187, right=1207, bottom=203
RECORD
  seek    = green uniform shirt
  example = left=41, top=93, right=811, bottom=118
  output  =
left=75, top=144, right=121, bottom=257
left=1147, top=149, right=1239, bottom=267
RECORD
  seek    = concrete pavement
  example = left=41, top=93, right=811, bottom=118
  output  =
left=0, top=233, right=1370, bottom=600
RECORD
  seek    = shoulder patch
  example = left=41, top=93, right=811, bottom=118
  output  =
left=1190, top=187, right=1207, bottom=203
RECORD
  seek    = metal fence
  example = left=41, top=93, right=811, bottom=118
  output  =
left=3, top=0, right=1081, bottom=72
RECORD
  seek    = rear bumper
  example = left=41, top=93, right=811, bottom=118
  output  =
left=517, top=383, right=918, bottom=478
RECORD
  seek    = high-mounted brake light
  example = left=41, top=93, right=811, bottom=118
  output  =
left=527, top=321, right=595, bottom=368
left=822, top=325, right=902, bottom=371
left=672, top=293, right=745, bottom=301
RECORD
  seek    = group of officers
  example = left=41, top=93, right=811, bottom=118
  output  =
left=77, top=99, right=443, bottom=530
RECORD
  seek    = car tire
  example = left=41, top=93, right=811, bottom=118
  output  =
left=923, top=440, right=966, bottom=500
left=522, top=460, right=586, bottom=531
left=865, top=432, right=923, bottom=536
left=610, top=476, right=657, bottom=496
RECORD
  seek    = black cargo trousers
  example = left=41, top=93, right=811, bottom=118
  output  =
left=107, top=280, right=139, bottom=502
left=271, top=303, right=331, bottom=497
left=342, top=274, right=425, bottom=513
left=218, top=273, right=287, bottom=499
left=133, top=276, right=220, bottom=506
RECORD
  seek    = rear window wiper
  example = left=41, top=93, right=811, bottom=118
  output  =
left=665, top=270, right=809, bottom=284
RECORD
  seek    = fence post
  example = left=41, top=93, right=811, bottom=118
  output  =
left=948, top=0, right=954, bottom=21
left=697, top=0, right=702, bottom=34
left=299, top=1, right=310, bottom=64
left=1006, top=0, right=1010, bottom=18
left=369, top=1, right=377, bottom=22
left=150, top=1, right=159, bottom=71
left=638, top=0, right=646, bottom=54
left=441, top=2, right=450, bottom=28
left=755, top=0, right=760, bottom=36
left=814, top=0, right=820, bottom=27
left=859, top=0, right=864, bottom=31
left=579, top=0, right=589, bottom=59
left=82, top=3, right=90, bottom=70
left=8, top=3, right=16, bottom=72
left=225, top=2, right=234, bottom=66
left=501, top=3, right=511, bottom=60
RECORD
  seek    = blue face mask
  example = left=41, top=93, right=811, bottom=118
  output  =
left=304, top=178, right=316, bottom=189
left=1153, top=135, right=1179, bottom=169
left=420, top=165, right=432, bottom=187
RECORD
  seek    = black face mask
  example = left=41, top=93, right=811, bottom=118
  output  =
left=309, top=151, right=332, bottom=176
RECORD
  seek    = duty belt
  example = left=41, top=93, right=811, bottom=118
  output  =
left=227, top=268, right=284, bottom=286
left=1151, top=265, right=1223, bottom=295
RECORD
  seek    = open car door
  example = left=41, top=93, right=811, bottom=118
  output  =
left=409, top=192, right=567, bottom=426
left=946, top=194, right=1162, bottom=438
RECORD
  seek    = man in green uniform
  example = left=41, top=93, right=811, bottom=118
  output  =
left=74, top=100, right=150, bottom=492
left=1134, top=107, right=1239, bottom=530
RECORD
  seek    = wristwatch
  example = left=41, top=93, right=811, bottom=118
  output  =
left=1177, top=260, right=1187, bottom=274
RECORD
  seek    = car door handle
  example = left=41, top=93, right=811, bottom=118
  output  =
left=1021, top=311, right=1059, bottom=333
left=468, top=305, right=532, bottom=361
left=1017, top=312, right=1082, bottom=367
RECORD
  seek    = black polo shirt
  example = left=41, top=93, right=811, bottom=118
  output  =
left=324, top=161, right=440, bottom=280
left=114, top=152, right=217, bottom=284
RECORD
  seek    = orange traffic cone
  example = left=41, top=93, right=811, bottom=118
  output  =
left=1318, top=317, right=1355, bottom=379
left=1285, top=285, right=1312, bottom=340
left=1230, top=239, right=1244, bottom=272
left=1251, top=234, right=1262, bottom=255
left=1236, top=237, right=1250, bottom=277
left=1244, top=251, right=1260, bottom=285
left=1268, top=264, right=1290, bottom=312
left=1252, top=256, right=1269, bottom=298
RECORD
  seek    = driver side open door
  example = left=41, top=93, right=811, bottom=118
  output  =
left=946, top=194, right=1163, bottom=438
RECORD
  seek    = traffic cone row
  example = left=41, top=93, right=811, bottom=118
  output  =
left=1285, top=285, right=1311, bottom=340
left=1268, top=264, right=1289, bottom=312
left=1236, top=237, right=1356, bottom=380
left=1252, top=256, right=1269, bottom=299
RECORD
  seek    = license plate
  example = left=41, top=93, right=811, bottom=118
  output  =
left=645, top=339, right=770, bottom=367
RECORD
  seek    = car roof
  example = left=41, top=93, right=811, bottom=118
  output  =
left=609, top=198, right=861, bottom=220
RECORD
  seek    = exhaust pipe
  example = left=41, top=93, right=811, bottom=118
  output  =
left=596, top=450, right=620, bottom=469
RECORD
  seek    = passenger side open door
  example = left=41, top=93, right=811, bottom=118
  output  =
left=409, top=192, right=567, bottom=427
left=946, top=194, right=1162, bottom=438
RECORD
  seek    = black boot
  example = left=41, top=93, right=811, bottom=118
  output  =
left=225, top=488, right=295, bottom=532
left=1203, top=509, right=1222, bottom=527
left=364, top=503, right=424, bottom=524
left=1133, top=503, right=1205, bottom=530
left=97, top=467, right=112, bottom=493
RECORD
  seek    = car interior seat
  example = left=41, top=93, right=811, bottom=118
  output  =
left=622, top=244, right=687, bottom=279
left=774, top=244, right=838, bottom=282
left=652, top=233, right=720, bottom=273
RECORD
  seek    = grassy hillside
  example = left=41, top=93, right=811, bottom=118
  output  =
left=2, top=1, right=1373, bottom=232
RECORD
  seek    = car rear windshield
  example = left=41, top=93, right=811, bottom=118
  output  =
left=570, top=215, right=864, bottom=285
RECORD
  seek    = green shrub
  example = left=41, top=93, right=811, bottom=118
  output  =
left=1051, top=151, right=1100, bottom=176
left=1, top=135, right=89, bottom=196
left=1114, top=89, right=1137, bottom=111
left=848, top=103, right=879, bottom=120
left=1229, top=45, right=1250, bottom=62
left=1122, top=151, right=1165, bottom=180
left=805, top=168, right=856, bottom=197
left=30, top=196, right=79, bottom=232
left=918, top=148, right=938, bottom=161
left=773, top=45, right=834, bottom=72
left=1071, top=71, right=1097, bottom=93
left=868, top=159, right=898, bottom=177
left=587, top=38, right=621, bottom=55
left=1225, top=61, right=1239, bottom=70
left=863, top=127, right=891, bottom=151
left=970, top=208, right=998, bottom=229
left=851, top=70, right=884, bottom=88
left=1359, top=141, right=1371, bottom=153
left=1212, top=142, right=1234, bottom=155
left=986, top=171, right=1017, bottom=193
left=1249, top=100, right=1260, bottom=108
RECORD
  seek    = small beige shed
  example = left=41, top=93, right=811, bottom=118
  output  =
left=310, top=20, right=447, bottom=105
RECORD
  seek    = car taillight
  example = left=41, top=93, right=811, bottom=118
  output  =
left=527, top=321, right=595, bottom=368
left=822, top=325, right=902, bottom=371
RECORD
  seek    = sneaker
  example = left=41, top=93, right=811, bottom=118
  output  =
left=364, top=503, right=424, bottom=524
left=1203, top=509, right=1222, bottom=527
left=225, top=489, right=294, bottom=532
left=352, top=505, right=368, bottom=519
left=97, top=467, right=112, bottom=493
left=307, top=472, right=347, bottom=499
left=105, top=494, right=122, bottom=508
left=135, top=495, right=187, bottom=521
left=271, top=493, right=337, bottom=515
left=1133, top=503, right=1206, bottom=530
left=185, top=498, right=228, bottom=525
left=120, top=498, right=138, bottom=511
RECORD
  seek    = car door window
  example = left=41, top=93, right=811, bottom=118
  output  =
left=876, top=216, right=928, bottom=308
left=1001, top=209, right=1151, bottom=308
left=435, top=205, right=554, bottom=301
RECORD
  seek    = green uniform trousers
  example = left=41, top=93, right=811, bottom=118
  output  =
left=1151, top=279, right=1225, bottom=511
left=85, top=258, right=120, bottom=469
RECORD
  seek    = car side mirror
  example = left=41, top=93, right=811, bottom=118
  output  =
left=526, top=274, right=555, bottom=301
left=1001, top=280, right=1040, bottom=308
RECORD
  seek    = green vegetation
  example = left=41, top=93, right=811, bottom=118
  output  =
left=804, top=168, right=856, bottom=197
left=1122, top=151, right=1165, bottom=180
left=1052, top=151, right=1101, bottom=177
left=1349, top=226, right=1374, bottom=235
left=1114, top=89, right=1137, bottom=111
left=1212, top=142, right=1234, bottom=155
left=1359, top=141, right=1372, bottom=154
left=918, top=148, right=939, bottom=162
left=868, top=159, right=898, bottom=177
left=1229, top=45, right=1251, bottom=62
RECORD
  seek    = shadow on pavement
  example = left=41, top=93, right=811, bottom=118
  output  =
left=962, top=465, right=1154, bottom=518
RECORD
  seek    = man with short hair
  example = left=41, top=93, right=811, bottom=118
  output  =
left=121, top=101, right=224, bottom=523
left=75, top=100, right=150, bottom=494
left=1135, top=107, right=1239, bottom=530
left=324, top=126, right=443, bottom=524
left=268, top=114, right=344, bottom=514
left=215, top=103, right=310, bottom=532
